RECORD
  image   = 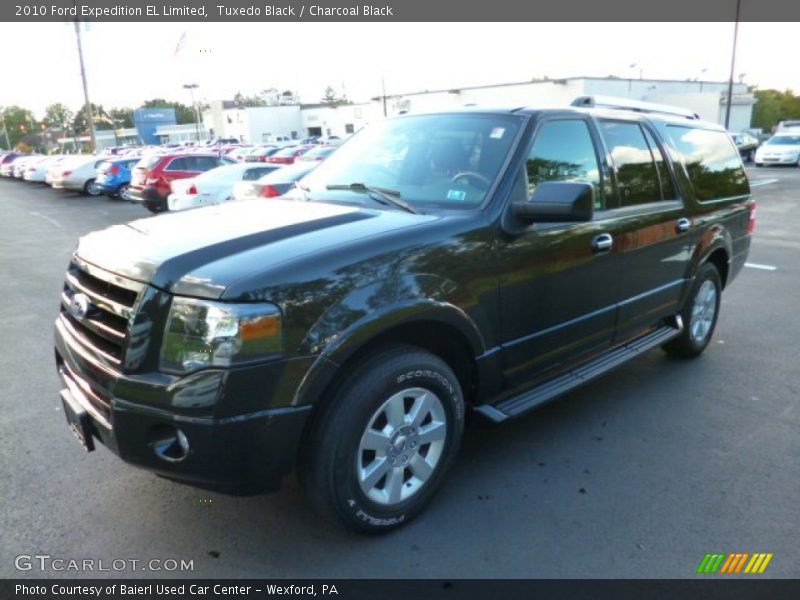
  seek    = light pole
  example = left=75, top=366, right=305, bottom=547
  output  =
left=73, top=20, right=97, bottom=153
left=724, top=0, right=742, bottom=130
left=183, top=83, right=202, bottom=141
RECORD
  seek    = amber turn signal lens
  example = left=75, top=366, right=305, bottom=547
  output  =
left=240, top=315, right=281, bottom=340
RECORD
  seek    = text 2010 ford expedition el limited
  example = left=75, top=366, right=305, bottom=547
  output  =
left=54, top=97, right=753, bottom=532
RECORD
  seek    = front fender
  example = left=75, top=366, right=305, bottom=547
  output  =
left=291, top=276, right=488, bottom=408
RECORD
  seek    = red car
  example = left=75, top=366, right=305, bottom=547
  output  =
left=129, top=153, right=231, bottom=213
left=266, top=145, right=314, bottom=165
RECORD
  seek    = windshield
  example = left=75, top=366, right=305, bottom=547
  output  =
left=766, top=136, right=800, bottom=146
left=290, top=113, right=522, bottom=211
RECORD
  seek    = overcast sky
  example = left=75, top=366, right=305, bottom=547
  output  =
left=1, top=22, right=798, bottom=117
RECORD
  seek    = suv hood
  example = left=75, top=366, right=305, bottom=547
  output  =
left=75, top=199, right=434, bottom=298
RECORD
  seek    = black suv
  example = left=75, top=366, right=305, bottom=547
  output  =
left=54, top=97, right=753, bottom=532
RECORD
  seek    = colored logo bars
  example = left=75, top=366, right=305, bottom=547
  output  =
left=697, top=553, right=773, bottom=574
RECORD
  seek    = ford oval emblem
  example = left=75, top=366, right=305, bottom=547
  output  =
left=68, top=293, right=92, bottom=320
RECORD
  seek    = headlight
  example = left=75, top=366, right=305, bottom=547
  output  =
left=160, top=298, right=283, bottom=374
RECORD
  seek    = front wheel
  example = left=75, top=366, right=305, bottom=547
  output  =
left=299, top=345, right=465, bottom=533
left=662, top=262, right=722, bottom=359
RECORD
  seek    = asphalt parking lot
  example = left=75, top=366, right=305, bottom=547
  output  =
left=0, top=167, right=798, bottom=579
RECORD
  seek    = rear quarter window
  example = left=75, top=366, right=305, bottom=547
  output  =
left=667, top=126, right=748, bottom=202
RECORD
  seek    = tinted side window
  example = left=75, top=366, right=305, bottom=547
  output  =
left=195, top=157, right=219, bottom=171
left=641, top=127, right=676, bottom=200
left=667, top=126, right=748, bottom=201
left=166, top=157, right=189, bottom=171
left=599, top=121, right=660, bottom=207
left=242, top=167, right=273, bottom=181
left=527, top=120, right=603, bottom=209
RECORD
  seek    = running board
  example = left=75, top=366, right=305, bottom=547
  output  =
left=475, top=317, right=683, bottom=423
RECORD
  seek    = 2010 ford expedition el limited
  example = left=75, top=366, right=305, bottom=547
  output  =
left=55, top=97, right=753, bottom=532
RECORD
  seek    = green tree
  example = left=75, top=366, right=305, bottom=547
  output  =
left=108, top=107, right=134, bottom=128
left=141, top=98, right=195, bottom=125
left=752, top=89, right=800, bottom=132
left=73, top=103, right=110, bottom=133
left=1, top=105, right=37, bottom=148
left=43, top=103, right=74, bottom=131
left=321, top=85, right=350, bottom=106
left=233, top=91, right=266, bottom=107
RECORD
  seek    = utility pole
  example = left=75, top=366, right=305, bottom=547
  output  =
left=74, top=20, right=97, bottom=152
left=724, top=0, right=742, bottom=130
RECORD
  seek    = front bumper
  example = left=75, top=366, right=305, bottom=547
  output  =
left=756, top=155, right=799, bottom=164
left=54, top=315, right=314, bottom=494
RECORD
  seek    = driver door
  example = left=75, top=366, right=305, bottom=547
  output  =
left=496, top=117, right=623, bottom=391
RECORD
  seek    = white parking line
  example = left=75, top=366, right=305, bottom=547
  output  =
left=28, top=211, right=62, bottom=228
left=749, top=178, right=779, bottom=188
left=744, top=262, right=777, bottom=271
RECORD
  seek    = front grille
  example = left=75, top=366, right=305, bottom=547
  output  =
left=60, top=260, right=144, bottom=367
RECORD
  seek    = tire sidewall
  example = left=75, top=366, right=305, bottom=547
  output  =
left=85, top=179, right=101, bottom=196
left=327, top=353, right=464, bottom=532
left=117, top=184, right=130, bottom=201
left=682, top=263, right=722, bottom=354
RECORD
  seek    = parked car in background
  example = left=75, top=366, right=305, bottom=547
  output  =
left=225, top=146, right=255, bottom=162
left=0, top=152, right=22, bottom=176
left=49, top=157, right=107, bottom=195
left=95, top=157, right=141, bottom=200
left=244, top=146, right=280, bottom=162
left=129, top=153, right=233, bottom=213
left=296, top=145, right=337, bottom=163
left=266, top=144, right=314, bottom=165
left=232, top=161, right=317, bottom=200
left=23, top=156, right=64, bottom=182
left=775, top=120, right=800, bottom=132
left=8, top=155, right=41, bottom=178
left=754, top=133, right=800, bottom=167
left=167, top=162, right=281, bottom=211
left=730, top=132, right=760, bottom=162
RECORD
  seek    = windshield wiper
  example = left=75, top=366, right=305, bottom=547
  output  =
left=325, top=182, right=419, bottom=214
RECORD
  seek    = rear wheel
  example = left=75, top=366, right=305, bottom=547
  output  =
left=84, top=179, right=103, bottom=196
left=662, top=262, right=721, bottom=359
left=299, top=345, right=465, bottom=533
left=117, top=184, right=131, bottom=201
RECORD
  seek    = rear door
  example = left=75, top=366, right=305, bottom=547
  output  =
left=595, top=118, right=693, bottom=340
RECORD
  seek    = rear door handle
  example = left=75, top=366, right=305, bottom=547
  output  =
left=676, top=218, right=692, bottom=233
left=591, top=233, right=614, bottom=254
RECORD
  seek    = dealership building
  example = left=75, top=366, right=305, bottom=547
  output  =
left=194, top=76, right=756, bottom=144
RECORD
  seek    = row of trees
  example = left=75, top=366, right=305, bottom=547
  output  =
left=0, top=99, right=199, bottom=150
left=1, top=86, right=350, bottom=151
left=751, top=89, right=800, bottom=132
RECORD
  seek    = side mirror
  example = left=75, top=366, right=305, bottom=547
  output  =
left=513, top=181, right=594, bottom=222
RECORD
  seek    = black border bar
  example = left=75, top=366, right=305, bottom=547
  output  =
left=3, top=580, right=800, bottom=600
left=3, top=0, right=800, bottom=22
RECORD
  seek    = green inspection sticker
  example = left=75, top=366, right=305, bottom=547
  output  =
left=447, top=189, right=467, bottom=201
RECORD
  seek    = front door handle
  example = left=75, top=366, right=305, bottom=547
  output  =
left=591, top=233, right=614, bottom=254
left=676, top=217, right=692, bottom=233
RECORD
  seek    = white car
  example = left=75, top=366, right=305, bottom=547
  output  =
left=166, top=162, right=281, bottom=211
left=24, top=156, right=66, bottom=182
left=754, top=134, right=800, bottom=167
left=49, top=156, right=107, bottom=195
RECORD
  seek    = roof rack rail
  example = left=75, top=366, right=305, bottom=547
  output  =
left=571, top=95, right=699, bottom=120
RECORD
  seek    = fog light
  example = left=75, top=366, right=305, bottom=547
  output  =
left=150, top=425, right=190, bottom=463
